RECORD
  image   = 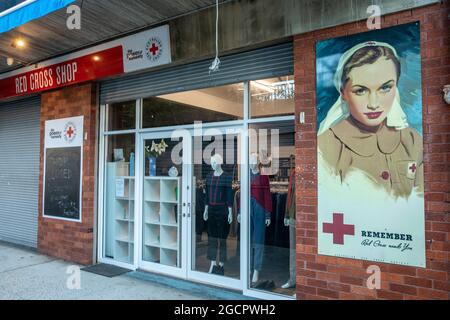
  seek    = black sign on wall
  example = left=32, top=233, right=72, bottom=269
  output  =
left=43, top=147, right=81, bottom=220
left=43, top=116, right=83, bottom=222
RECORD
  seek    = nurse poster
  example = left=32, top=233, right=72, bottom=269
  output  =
left=316, top=23, right=425, bottom=268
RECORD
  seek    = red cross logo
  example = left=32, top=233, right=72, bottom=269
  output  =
left=66, top=126, right=74, bottom=138
left=409, top=163, right=417, bottom=173
left=149, top=43, right=159, bottom=56
left=323, top=213, right=355, bottom=245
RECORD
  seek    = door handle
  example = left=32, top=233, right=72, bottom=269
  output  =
left=182, top=203, right=186, bottom=218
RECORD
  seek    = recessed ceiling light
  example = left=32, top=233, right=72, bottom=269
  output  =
left=13, top=38, right=26, bottom=48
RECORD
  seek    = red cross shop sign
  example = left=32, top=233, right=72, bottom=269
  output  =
left=0, top=25, right=171, bottom=100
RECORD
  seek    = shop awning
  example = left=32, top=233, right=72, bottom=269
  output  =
left=0, top=0, right=220, bottom=75
left=0, top=0, right=75, bottom=34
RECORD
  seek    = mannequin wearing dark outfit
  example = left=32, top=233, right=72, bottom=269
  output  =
left=205, top=171, right=233, bottom=266
left=203, top=154, right=233, bottom=275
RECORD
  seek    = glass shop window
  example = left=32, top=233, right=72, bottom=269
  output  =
left=247, top=121, right=296, bottom=297
left=108, top=100, right=136, bottom=131
left=142, top=84, right=244, bottom=128
left=250, top=76, right=295, bottom=119
left=191, top=133, right=241, bottom=280
left=103, top=134, right=136, bottom=264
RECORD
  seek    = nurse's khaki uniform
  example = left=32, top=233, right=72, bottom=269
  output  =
left=317, top=118, right=426, bottom=267
left=318, top=118, right=424, bottom=199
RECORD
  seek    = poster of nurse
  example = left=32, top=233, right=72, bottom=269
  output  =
left=317, top=23, right=425, bottom=267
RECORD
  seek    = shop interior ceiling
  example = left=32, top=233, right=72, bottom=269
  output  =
left=0, top=0, right=229, bottom=75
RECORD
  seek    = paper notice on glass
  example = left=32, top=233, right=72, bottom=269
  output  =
left=116, top=178, right=125, bottom=198
left=114, top=149, right=124, bottom=162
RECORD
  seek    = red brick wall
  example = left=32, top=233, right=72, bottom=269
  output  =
left=38, top=83, right=97, bottom=266
left=294, top=2, right=450, bottom=300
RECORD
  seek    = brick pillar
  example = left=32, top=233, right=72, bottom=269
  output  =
left=38, top=83, right=97, bottom=266
left=294, top=2, right=449, bottom=300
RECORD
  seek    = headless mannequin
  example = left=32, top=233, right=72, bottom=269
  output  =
left=245, top=153, right=271, bottom=284
left=204, top=154, right=233, bottom=274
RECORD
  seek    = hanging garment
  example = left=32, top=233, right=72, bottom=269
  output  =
left=288, top=219, right=296, bottom=285
left=230, top=190, right=240, bottom=237
left=285, top=169, right=296, bottom=220
left=274, top=193, right=289, bottom=248
left=195, top=187, right=206, bottom=236
left=265, top=193, right=278, bottom=246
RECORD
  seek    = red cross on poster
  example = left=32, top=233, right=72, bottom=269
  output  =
left=322, top=213, right=355, bottom=245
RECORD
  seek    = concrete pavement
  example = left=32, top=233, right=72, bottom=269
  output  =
left=0, top=242, right=244, bottom=300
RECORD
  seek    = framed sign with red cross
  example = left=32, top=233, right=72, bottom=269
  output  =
left=43, top=116, right=84, bottom=222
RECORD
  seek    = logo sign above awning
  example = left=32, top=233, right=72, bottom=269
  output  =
left=0, top=24, right=171, bottom=100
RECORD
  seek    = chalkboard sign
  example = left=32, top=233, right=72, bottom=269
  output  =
left=44, top=147, right=81, bottom=220
left=44, top=116, right=84, bottom=221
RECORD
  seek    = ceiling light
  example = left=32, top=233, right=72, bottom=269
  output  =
left=16, top=39, right=25, bottom=47
left=12, top=38, right=26, bottom=48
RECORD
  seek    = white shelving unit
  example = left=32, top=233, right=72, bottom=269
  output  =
left=142, top=176, right=181, bottom=267
left=105, top=162, right=135, bottom=264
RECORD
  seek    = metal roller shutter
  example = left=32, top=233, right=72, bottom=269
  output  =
left=101, top=42, right=293, bottom=104
left=0, top=96, right=40, bottom=248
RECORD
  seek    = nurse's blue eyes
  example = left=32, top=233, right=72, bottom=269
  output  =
left=353, top=88, right=368, bottom=96
left=379, top=84, right=393, bottom=93
left=352, top=84, right=394, bottom=96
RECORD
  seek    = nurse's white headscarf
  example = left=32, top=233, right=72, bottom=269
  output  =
left=318, top=41, right=409, bottom=135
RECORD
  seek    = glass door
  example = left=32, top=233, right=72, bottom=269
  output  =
left=187, top=126, right=243, bottom=290
left=138, top=127, right=243, bottom=290
left=138, top=131, right=191, bottom=278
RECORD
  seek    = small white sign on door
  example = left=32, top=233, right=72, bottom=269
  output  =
left=115, top=178, right=125, bottom=198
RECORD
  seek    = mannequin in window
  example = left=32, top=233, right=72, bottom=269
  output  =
left=203, top=154, right=233, bottom=276
left=282, top=155, right=296, bottom=289
left=249, top=153, right=272, bottom=284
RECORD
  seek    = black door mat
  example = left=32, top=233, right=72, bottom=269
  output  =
left=81, top=263, right=132, bottom=278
